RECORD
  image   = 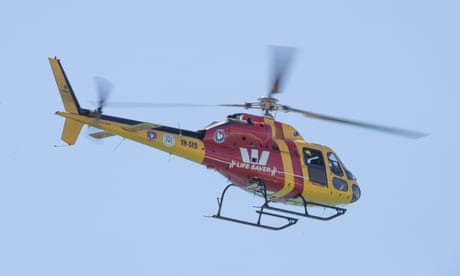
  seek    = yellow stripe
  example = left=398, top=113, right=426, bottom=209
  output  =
left=295, top=142, right=309, bottom=193
left=264, top=117, right=295, bottom=198
left=272, top=140, right=295, bottom=198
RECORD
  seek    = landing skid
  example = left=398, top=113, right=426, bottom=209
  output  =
left=211, top=183, right=347, bottom=230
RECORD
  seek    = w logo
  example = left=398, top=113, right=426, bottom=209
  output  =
left=240, top=148, right=270, bottom=166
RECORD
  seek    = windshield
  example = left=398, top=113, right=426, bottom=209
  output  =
left=327, top=152, right=344, bottom=177
left=345, top=168, right=356, bottom=181
left=328, top=151, right=356, bottom=181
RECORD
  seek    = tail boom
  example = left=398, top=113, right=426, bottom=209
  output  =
left=55, top=111, right=206, bottom=163
left=50, top=57, right=205, bottom=163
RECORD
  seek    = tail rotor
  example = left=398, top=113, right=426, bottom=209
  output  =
left=93, top=76, right=112, bottom=116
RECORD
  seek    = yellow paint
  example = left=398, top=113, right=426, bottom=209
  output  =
left=56, top=112, right=205, bottom=164
left=49, top=58, right=80, bottom=114
left=291, top=141, right=355, bottom=206
left=294, top=142, right=310, bottom=199
left=51, top=57, right=205, bottom=163
left=263, top=117, right=295, bottom=198
left=61, top=119, right=83, bottom=145
left=281, top=123, right=303, bottom=140
left=271, top=140, right=295, bottom=198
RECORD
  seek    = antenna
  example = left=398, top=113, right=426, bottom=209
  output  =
left=112, top=138, right=125, bottom=152
left=53, top=144, right=70, bottom=148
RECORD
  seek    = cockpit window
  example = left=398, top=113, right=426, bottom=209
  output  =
left=203, top=117, right=248, bottom=130
left=303, top=148, right=327, bottom=186
left=345, top=168, right=356, bottom=181
left=304, top=148, right=325, bottom=167
left=333, top=177, right=348, bottom=192
left=327, top=152, right=344, bottom=177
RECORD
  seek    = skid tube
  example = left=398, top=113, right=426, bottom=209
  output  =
left=211, top=182, right=346, bottom=230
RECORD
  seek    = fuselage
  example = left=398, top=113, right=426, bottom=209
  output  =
left=56, top=108, right=361, bottom=207
left=200, top=113, right=361, bottom=206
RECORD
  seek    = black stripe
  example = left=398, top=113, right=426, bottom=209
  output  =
left=84, top=110, right=205, bottom=139
left=56, top=59, right=83, bottom=113
left=155, top=125, right=205, bottom=139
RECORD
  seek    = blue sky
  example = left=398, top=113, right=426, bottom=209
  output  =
left=1, top=1, right=459, bottom=275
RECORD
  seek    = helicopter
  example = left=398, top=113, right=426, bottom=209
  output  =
left=49, top=47, right=427, bottom=230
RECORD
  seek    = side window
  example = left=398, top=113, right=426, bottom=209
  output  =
left=303, top=148, right=327, bottom=186
left=303, top=148, right=325, bottom=167
left=333, top=177, right=348, bottom=192
left=327, top=152, right=344, bottom=177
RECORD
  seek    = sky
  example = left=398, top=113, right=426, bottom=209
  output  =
left=1, top=0, right=459, bottom=275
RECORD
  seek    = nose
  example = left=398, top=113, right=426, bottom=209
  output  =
left=351, top=184, right=361, bottom=203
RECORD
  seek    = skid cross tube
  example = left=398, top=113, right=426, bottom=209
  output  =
left=211, top=182, right=347, bottom=230
left=212, top=183, right=298, bottom=230
left=263, top=194, right=347, bottom=221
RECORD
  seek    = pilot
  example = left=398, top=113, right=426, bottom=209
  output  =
left=304, top=149, right=323, bottom=167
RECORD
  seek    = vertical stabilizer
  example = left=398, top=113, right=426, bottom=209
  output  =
left=49, top=57, right=82, bottom=114
left=50, top=57, right=84, bottom=145
left=61, top=119, right=83, bottom=145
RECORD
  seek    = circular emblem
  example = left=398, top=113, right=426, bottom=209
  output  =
left=214, top=129, right=225, bottom=144
left=163, top=133, right=175, bottom=147
left=147, top=130, right=157, bottom=141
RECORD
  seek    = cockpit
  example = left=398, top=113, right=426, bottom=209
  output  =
left=302, top=146, right=361, bottom=203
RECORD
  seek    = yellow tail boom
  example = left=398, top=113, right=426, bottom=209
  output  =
left=49, top=57, right=205, bottom=164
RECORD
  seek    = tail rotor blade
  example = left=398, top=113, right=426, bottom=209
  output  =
left=94, top=76, right=113, bottom=111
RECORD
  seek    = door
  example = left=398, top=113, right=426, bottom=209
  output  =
left=302, top=147, right=328, bottom=186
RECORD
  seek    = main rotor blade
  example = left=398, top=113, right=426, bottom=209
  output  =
left=284, top=106, right=428, bottom=139
left=88, top=100, right=257, bottom=109
left=102, top=102, right=220, bottom=108
left=269, top=45, right=298, bottom=97
left=218, top=103, right=254, bottom=109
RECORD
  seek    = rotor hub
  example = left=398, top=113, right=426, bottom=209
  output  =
left=257, top=96, right=279, bottom=112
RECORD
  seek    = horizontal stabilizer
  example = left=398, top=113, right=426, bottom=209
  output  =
left=122, top=123, right=160, bottom=132
left=89, top=131, right=115, bottom=139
